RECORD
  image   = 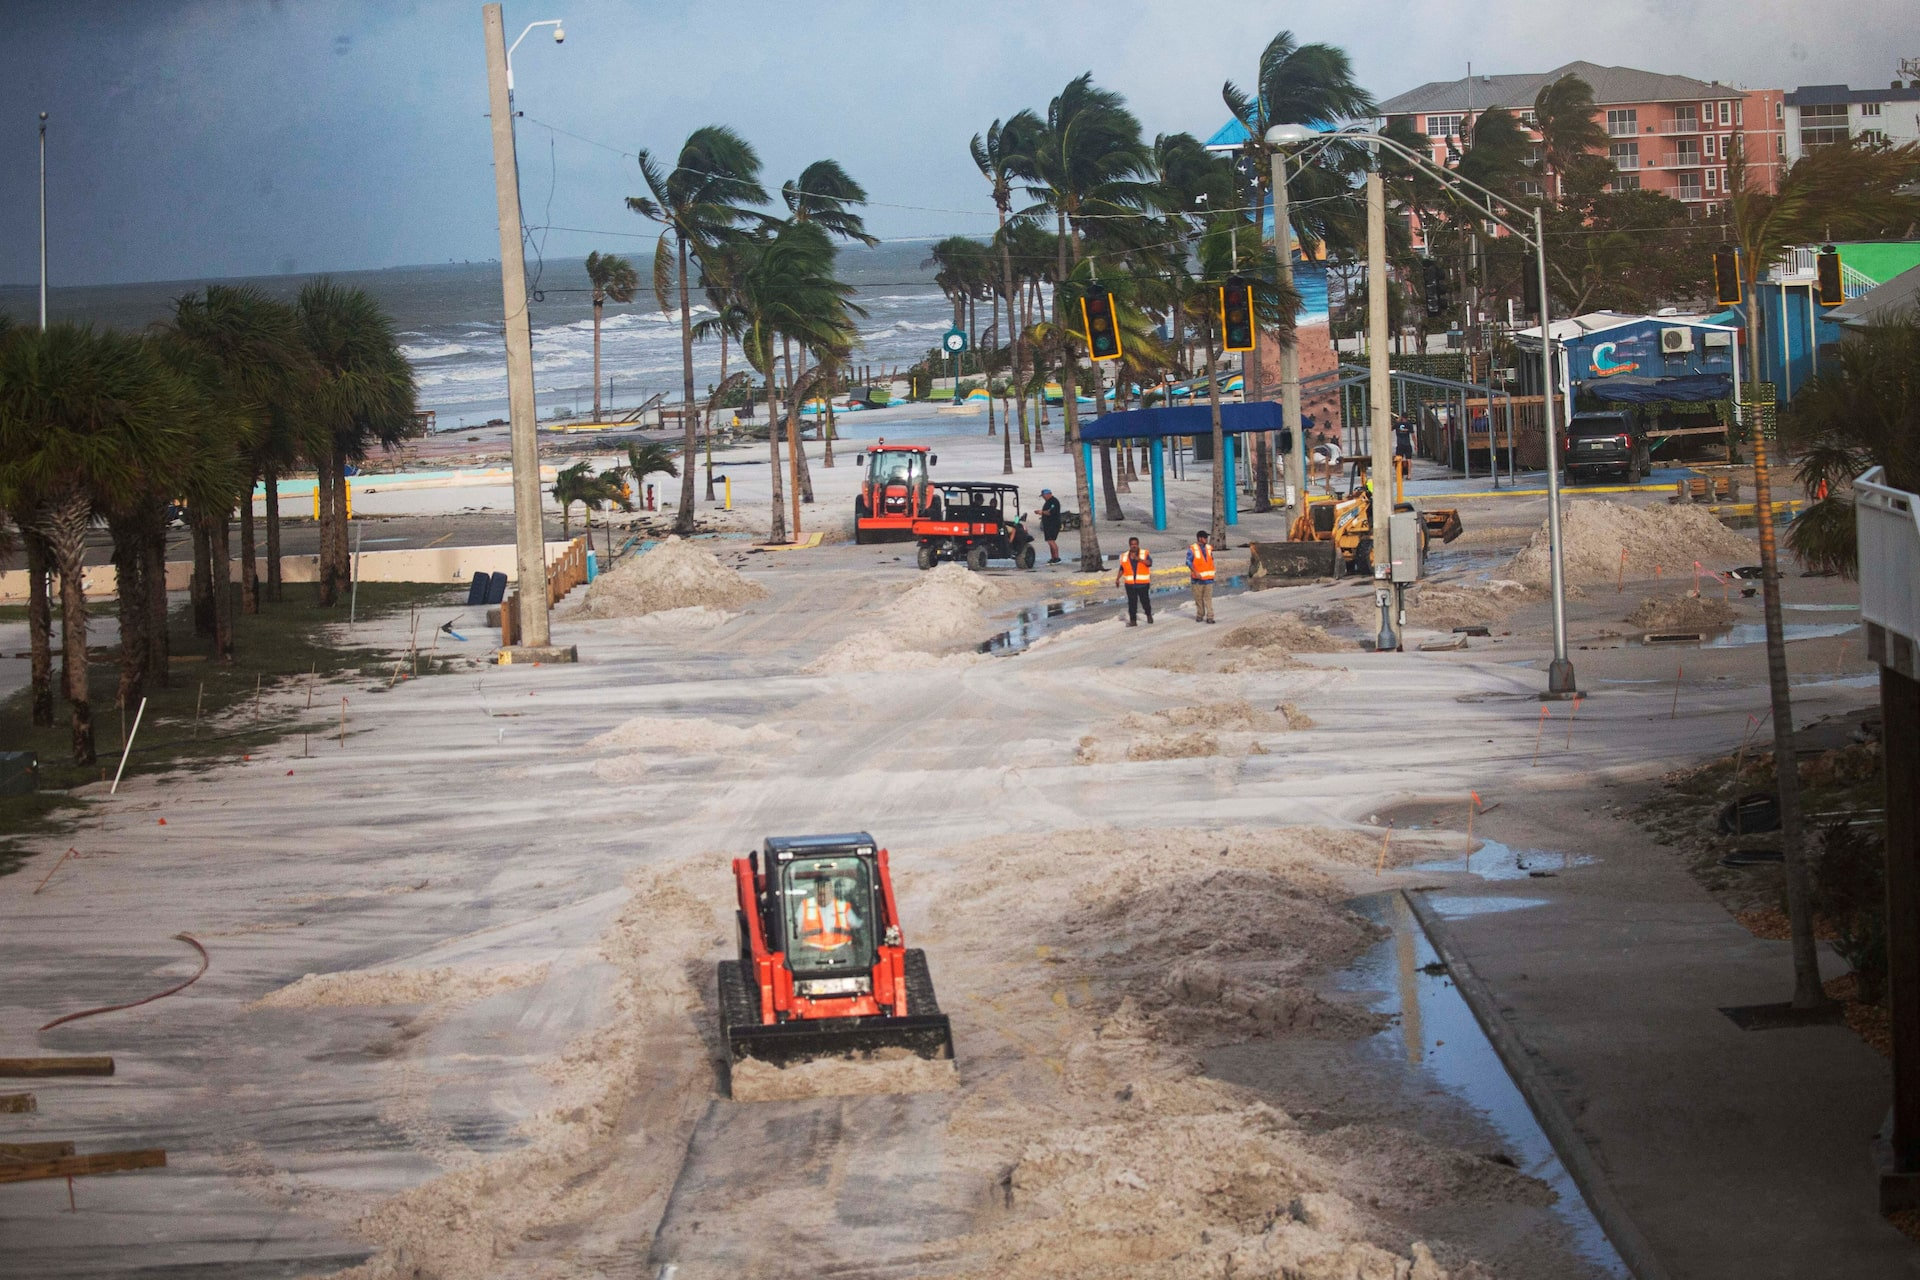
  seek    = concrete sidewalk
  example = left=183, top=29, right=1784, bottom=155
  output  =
left=1434, top=791, right=1918, bottom=1279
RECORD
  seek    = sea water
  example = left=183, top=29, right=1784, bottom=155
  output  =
left=0, top=242, right=957, bottom=431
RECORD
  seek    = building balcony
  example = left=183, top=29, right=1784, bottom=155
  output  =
left=1659, top=119, right=1702, bottom=135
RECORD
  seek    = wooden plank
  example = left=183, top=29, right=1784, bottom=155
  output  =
left=0, top=1093, right=35, bottom=1113
left=0, top=1148, right=165, bottom=1184
left=0, top=1056, right=114, bottom=1078
left=0, top=1141, right=77, bottom=1159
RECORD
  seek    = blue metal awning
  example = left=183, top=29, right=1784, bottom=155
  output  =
left=1076, top=401, right=1286, bottom=442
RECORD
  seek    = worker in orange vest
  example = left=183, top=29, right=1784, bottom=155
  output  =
left=1116, top=536, right=1154, bottom=626
left=797, top=878, right=860, bottom=951
left=1186, top=529, right=1217, bottom=624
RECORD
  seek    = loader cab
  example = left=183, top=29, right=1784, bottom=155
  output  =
left=757, top=833, right=883, bottom=989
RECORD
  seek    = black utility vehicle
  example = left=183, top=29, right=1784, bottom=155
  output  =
left=1563, top=410, right=1650, bottom=484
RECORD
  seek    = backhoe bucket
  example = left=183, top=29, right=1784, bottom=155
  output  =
left=724, top=1014, right=957, bottom=1102
left=1423, top=508, right=1464, bottom=544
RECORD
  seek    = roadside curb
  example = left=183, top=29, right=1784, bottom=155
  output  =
left=1402, top=889, right=1673, bottom=1280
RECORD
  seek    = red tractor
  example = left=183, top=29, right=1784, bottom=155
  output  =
left=852, top=441, right=938, bottom=543
left=720, top=832, right=955, bottom=1093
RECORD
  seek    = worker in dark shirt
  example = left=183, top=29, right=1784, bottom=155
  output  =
left=1039, top=488, right=1063, bottom=564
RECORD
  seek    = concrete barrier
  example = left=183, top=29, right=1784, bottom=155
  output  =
left=0, top=542, right=576, bottom=604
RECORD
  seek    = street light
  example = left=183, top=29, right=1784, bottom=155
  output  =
left=1263, top=124, right=1313, bottom=519
left=1266, top=123, right=1576, bottom=697
left=38, top=111, right=48, bottom=330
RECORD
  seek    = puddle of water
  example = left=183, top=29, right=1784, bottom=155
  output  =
left=1411, top=838, right=1593, bottom=882
left=1621, top=621, right=1859, bottom=649
left=1785, top=603, right=1859, bottom=613
left=1422, top=894, right=1553, bottom=917
left=1345, top=893, right=1629, bottom=1277
left=1792, top=673, right=1879, bottom=690
left=977, top=574, right=1262, bottom=654
left=1703, top=621, right=1857, bottom=648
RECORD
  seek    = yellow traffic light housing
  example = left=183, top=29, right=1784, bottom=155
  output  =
left=1220, top=277, right=1255, bottom=352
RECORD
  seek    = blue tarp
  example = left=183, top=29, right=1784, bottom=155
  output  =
left=1076, top=401, right=1287, bottom=442
left=1581, top=373, right=1734, bottom=404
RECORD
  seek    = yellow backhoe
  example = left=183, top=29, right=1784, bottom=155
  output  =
left=1287, top=458, right=1462, bottom=576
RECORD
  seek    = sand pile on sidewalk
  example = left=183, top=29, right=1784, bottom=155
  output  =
left=252, top=963, right=548, bottom=1009
left=588, top=715, right=784, bottom=779
left=806, top=563, right=1005, bottom=672
left=892, top=826, right=1513, bottom=1280
left=334, top=859, right=723, bottom=1280
left=728, top=1047, right=960, bottom=1104
left=574, top=536, right=766, bottom=618
left=1626, top=592, right=1740, bottom=630
left=1404, top=580, right=1538, bottom=629
left=1219, top=613, right=1353, bottom=654
left=1506, top=501, right=1754, bottom=587
left=1076, top=700, right=1313, bottom=763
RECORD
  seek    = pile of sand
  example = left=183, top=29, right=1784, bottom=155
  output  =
left=335, top=860, right=722, bottom=1280
left=1403, top=580, right=1538, bottom=629
left=574, top=537, right=766, bottom=618
left=1077, top=700, right=1315, bottom=763
left=729, top=1048, right=960, bottom=1104
left=1219, top=613, right=1353, bottom=654
left=1122, top=731, right=1221, bottom=762
left=806, top=563, right=1004, bottom=673
left=1294, top=603, right=1360, bottom=630
left=252, top=962, right=548, bottom=1009
left=1122, top=699, right=1263, bottom=732
left=587, top=715, right=781, bottom=754
left=898, top=826, right=1504, bottom=1279
left=1506, top=501, right=1754, bottom=587
left=1626, top=593, right=1741, bottom=630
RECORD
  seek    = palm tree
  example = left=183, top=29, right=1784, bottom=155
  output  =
left=975, top=112, right=1042, bottom=476
left=625, top=439, right=681, bottom=514
left=1724, top=134, right=1920, bottom=1011
left=551, top=460, right=628, bottom=556
left=709, top=221, right=858, bottom=543
left=628, top=127, right=768, bottom=532
left=780, top=159, right=875, bottom=498
left=297, top=280, right=418, bottom=607
left=1532, top=74, right=1612, bottom=203
left=585, top=251, right=639, bottom=423
left=0, top=325, right=194, bottom=765
left=1010, top=73, right=1155, bottom=569
left=1223, top=31, right=1376, bottom=510
left=1783, top=314, right=1920, bottom=576
left=169, top=285, right=313, bottom=639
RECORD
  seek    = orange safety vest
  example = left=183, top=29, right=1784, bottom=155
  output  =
left=1188, top=543, right=1215, bottom=582
left=1120, top=551, right=1153, bottom=585
left=799, top=897, right=853, bottom=949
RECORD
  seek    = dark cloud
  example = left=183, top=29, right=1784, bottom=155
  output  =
left=0, top=0, right=1907, bottom=287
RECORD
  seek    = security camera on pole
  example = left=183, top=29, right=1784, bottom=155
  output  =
left=482, top=5, right=574, bottom=662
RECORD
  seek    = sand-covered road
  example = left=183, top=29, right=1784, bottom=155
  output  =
left=1, top=440, right=1880, bottom=1279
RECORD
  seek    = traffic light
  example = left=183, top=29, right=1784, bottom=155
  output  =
left=1817, top=245, right=1844, bottom=307
left=1713, top=245, right=1743, bottom=306
left=1219, top=276, right=1256, bottom=352
left=1521, top=264, right=1542, bottom=318
left=1080, top=290, right=1123, bottom=361
left=1422, top=258, right=1451, bottom=317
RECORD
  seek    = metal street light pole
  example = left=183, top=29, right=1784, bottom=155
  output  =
left=481, top=5, right=564, bottom=656
left=38, top=112, right=48, bottom=330
left=1268, top=140, right=1305, bottom=514
left=1366, top=159, right=1397, bottom=653
left=1272, top=123, right=1574, bottom=694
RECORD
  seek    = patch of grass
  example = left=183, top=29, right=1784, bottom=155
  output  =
left=0, top=581, right=466, bottom=872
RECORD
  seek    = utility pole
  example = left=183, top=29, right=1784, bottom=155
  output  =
left=482, top=4, right=556, bottom=655
left=1270, top=141, right=1304, bottom=514
left=38, top=112, right=48, bottom=330
left=1367, top=161, right=1397, bottom=653
left=1536, top=205, right=1573, bottom=696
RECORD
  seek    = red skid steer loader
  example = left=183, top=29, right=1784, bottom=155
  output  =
left=719, top=833, right=955, bottom=1096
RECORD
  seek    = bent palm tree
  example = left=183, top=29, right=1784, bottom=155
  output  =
left=586, top=251, right=639, bottom=422
left=628, top=127, right=767, bottom=532
left=1533, top=75, right=1612, bottom=202
left=1010, top=72, right=1155, bottom=569
left=975, top=112, right=1042, bottom=477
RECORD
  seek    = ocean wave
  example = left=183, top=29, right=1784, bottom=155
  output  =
left=400, top=342, right=476, bottom=361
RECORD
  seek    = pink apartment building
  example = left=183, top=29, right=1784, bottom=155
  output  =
left=1378, top=61, right=1785, bottom=219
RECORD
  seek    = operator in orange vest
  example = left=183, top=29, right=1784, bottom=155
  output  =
left=797, top=878, right=860, bottom=951
left=1116, top=536, right=1155, bottom=627
left=1186, top=529, right=1217, bottom=624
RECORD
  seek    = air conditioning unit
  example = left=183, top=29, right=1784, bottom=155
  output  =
left=1660, top=327, right=1695, bottom=354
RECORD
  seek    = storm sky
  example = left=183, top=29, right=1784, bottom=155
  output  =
left=1, top=0, right=1908, bottom=287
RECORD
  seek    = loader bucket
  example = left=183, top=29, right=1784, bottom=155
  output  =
left=1423, top=509, right=1464, bottom=544
left=724, top=1015, right=958, bottom=1102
